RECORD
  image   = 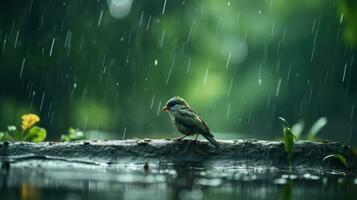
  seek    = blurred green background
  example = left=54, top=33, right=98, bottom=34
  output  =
left=0, top=0, right=356, bottom=144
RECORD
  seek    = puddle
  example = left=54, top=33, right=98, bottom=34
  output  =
left=1, top=160, right=357, bottom=200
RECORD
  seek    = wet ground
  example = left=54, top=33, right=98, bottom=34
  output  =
left=1, top=160, right=357, bottom=200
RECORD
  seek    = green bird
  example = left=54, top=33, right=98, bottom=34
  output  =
left=162, top=96, right=221, bottom=148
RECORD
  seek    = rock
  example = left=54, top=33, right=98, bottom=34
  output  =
left=0, top=139, right=356, bottom=173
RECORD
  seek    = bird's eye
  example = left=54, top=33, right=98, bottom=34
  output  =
left=167, top=102, right=175, bottom=107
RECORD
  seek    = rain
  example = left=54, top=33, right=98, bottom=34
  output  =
left=0, top=0, right=357, bottom=199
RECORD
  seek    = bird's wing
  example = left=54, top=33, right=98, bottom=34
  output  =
left=175, top=108, right=212, bottom=136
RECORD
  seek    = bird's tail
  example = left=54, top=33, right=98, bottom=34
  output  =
left=202, top=134, right=221, bottom=148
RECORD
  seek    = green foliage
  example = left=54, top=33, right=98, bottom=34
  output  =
left=23, top=126, right=47, bottom=143
left=60, top=128, right=86, bottom=142
left=290, top=117, right=327, bottom=140
left=279, top=117, right=297, bottom=161
left=0, top=131, right=14, bottom=141
left=291, top=120, right=304, bottom=139
left=307, top=117, right=327, bottom=140
left=0, top=114, right=46, bottom=143
left=322, top=154, right=348, bottom=167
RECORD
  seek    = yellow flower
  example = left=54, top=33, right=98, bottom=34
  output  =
left=21, top=114, right=40, bottom=130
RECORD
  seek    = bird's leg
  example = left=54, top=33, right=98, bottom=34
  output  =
left=194, top=134, right=199, bottom=143
left=174, top=135, right=187, bottom=141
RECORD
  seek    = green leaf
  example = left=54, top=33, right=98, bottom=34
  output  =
left=0, top=132, right=14, bottom=142
left=60, top=135, right=70, bottom=142
left=283, top=127, right=295, bottom=158
left=278, top=117, right=290, bottom=127
left=60, top=128, right=86, bottom=142
left=279, top=117, right=295, bottom=159
left=307, top=117, right=327, bottom=140
left=0, top=132, right=4, bottom=141
left=322, top=154, right=347, bottom=167
left=7, top=125, right=22, bottom=140
left=291, top=120, right=304, bottom=139
left=23, top=126, right=46, bottom=142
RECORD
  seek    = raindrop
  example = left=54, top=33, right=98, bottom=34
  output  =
left=299, top=99, right=304, bottom=116
left=266, top=95, right=272, bottom=110
left=227, top=78, right=233, bottom=97
left=186, top=57, right=191, bottom=73
left=10, top=19, right=15, bottom=35
left=342, top=64, right=347, bottom=82
left=28, top=0, right=34, bottom=14
left=49, top=37, right=55, bottom=57
left=47, top=102, right=53, bottom=118
left=310, top=29, right=318, bottom=62
left=154, top=59, right=158, bottom=66
left=97, top=10, right=104, bottom=27
left=165, top=55, right=175, bottom=85
left=258, top=64, right=262, bottom=85
left=226, top=103, right=231, bottom=119
left=73, top=83, right=77, bottom=88
left=162, top=0, right=167, bottom=15
left=160, top=30, right=166, bottom=47
left=14, top=30, right=19, bottom=48
left=146, top=15, right=152, bottom=31
left=227, top=2, right=231, bottom=6
left=287, top=65, right=292, bottom=81
left=2, top=34, right=7, bottom=54
left=275, top=78, right=282, bottom=97
left=19, top=58, right=26, bottom=78
left=308, top=89, right=313, bottom=104
left=203, top=67, right=209, bottom=86
left=64, top=30, right=71, bottom=48
left=186, top=21, right=194, bottom=43
left=324, top=70, right=329, bottom=85
left=79, top=37, right=84, bottom=53
left=258, top=10, right=262, bottom=15
left=150, top=94, right=155, bottom=109
left=271, top=21, right=275, bottom=36
left=139, top=11, right=144, bottom=26
left=282, top=28, right=287, bottom=43
left=50, top=111, right=55, bottom=126
left=40, top=92, right=45, bottom=111
left=122, top=127, right=127, bottom=140
left=337, top=26, right=341, bottom=40
left=339, top=13, right=344, bottom=24
left=30, top=91, right=36, bottom=108
left=225, top=51, right=231, bottom=70
left=157, top=101, right=162, bottom=116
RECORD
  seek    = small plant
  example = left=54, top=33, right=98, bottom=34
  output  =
left=322, top=154, right=347, bottom=167
left=290, top=117, right=327, bottom=140
left=0, top=113, right=46, bottom=142
left=60, top=128, right=86, bottom=142
left=279, top=117, right=297, bottom=165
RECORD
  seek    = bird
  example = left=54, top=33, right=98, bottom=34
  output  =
left=162, top=96, right=221, bottom=148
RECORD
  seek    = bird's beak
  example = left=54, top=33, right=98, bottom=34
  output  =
left=162, top=105, right=168, bottom=111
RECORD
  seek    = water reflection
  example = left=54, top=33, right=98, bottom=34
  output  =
left=0, top=160, right=357, bottom=200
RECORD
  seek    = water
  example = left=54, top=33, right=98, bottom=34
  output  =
left=1, top=160, right=356, bottom=200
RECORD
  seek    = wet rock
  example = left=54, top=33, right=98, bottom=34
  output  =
left=0, top=139, right=356, bottom=173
